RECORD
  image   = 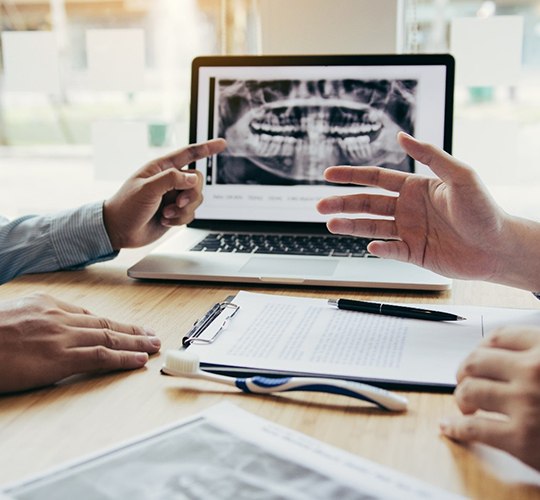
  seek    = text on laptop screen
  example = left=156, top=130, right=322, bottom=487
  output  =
left=191, top=56, right=453, bottom=223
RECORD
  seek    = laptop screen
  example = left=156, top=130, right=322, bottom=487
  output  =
left=190, top=55, right=454, bottom=224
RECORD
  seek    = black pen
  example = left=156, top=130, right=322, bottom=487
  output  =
left=328, top=298, right=466, bottom=322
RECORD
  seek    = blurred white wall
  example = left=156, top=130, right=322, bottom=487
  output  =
left=257, top=0, right=404, bottom=55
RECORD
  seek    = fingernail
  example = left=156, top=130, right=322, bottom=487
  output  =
left=177, top=196, right=190, bottom=208
left=439, top=418, right=449, bottom=433
left=135, top=353, right=149, bottom=364
left=150, top=336, right=161, bottom=347
left=144, top=327, right=157, bottom=336
left=163, top=207, right=176, bottom=218
left=323, top=196, right=341, bottom=211
left=185, top=174, right=197, bottom=185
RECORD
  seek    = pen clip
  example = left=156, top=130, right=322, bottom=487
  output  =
left=182, top=302, right=239, bottom=347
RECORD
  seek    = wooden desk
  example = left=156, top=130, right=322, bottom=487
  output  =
left=1, top=258, right=539, bottom=499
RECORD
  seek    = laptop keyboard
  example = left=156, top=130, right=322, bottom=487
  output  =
left=189, top=233, right=377, bottom=258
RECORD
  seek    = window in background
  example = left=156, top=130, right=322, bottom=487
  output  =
left=0, top=0, right=538, bottom=220
left=0, top=0, right=258, bottom=149
left=257, top=0, right=405, bottom=55
left=410, top=0, right=540, bottom=219
left=0, top=0, right=257, bottom=217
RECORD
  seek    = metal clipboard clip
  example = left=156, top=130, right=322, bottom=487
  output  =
left=182, top=300, right=240, bottom=348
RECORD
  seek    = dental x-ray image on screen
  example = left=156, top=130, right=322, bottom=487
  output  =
left=216, top=78, right=417, bottom=185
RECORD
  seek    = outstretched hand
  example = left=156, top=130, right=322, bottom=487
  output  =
left=317, top=132, right=518, bottom=283
left=103, top=138, right=227, bottom=250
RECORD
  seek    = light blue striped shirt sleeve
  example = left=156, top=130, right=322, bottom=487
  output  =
left=0, top=202, right=118, bottom=285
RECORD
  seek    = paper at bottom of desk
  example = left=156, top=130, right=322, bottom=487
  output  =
left=1, top=403, right=464, bottom=499
left=187, top=291, right=540, bottom=389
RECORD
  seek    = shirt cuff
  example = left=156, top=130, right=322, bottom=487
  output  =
left=50, top=201, right=118, bottom=270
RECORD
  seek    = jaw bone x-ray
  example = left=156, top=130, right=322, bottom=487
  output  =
left=216, top=78, right=417, bottom=185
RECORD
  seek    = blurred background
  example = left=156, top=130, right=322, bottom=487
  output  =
left=0, top=0, right=539, bottom=220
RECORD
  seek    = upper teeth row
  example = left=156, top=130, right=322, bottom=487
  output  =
left=250, top=122, right=381, bottom=135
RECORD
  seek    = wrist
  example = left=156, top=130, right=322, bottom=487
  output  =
left=102, top=200, right=123, bottom=251
left=492, top=215, right=540, bottom=291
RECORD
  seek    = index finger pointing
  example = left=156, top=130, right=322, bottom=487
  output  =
left=324, top=166, right=409, bottom=193
left=161, top=138, right=227, bottom=170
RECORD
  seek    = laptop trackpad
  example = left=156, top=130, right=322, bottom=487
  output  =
left=240, top=257, right=338, bottom=277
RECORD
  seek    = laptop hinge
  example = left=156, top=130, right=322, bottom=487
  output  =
left=188, top=219, right=332, bottom=235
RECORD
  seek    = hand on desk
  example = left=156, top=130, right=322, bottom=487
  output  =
left=317, top=132, right=540, bottom=291
left=103, top=138, right=227, bottom=250
left=0, top=140, right=229, bottom=394
left=441, top=326, right=540, bottom=471
left=0, top=293, right=161, bottom=394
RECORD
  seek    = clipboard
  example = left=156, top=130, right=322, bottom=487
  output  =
left=182, top=296, right=239, bottom=347
left=178, top=290, right=540, bottom=391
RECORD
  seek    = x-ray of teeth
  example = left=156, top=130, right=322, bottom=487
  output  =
left=216, top=78, right=417, bottom=185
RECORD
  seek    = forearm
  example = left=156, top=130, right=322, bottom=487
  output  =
left=0, top=202, right=117, bottom=285
left=491, top=215, right=540, bottom=292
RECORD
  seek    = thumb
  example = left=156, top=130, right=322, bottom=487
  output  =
left=397, top=132, right=471, bottom=185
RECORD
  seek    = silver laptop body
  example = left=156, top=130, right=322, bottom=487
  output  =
left=129, top=54, right=454, bottom=291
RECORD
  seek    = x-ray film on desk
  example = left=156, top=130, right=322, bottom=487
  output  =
left=128, top=54, right=454, bottom=290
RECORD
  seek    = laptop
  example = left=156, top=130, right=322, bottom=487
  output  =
left=129, top=54, right=454, bottom=290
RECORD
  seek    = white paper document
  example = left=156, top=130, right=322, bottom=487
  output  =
left=187, top=291, right=540, bottom=388
left=0, top=403, right=464, bottom=499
